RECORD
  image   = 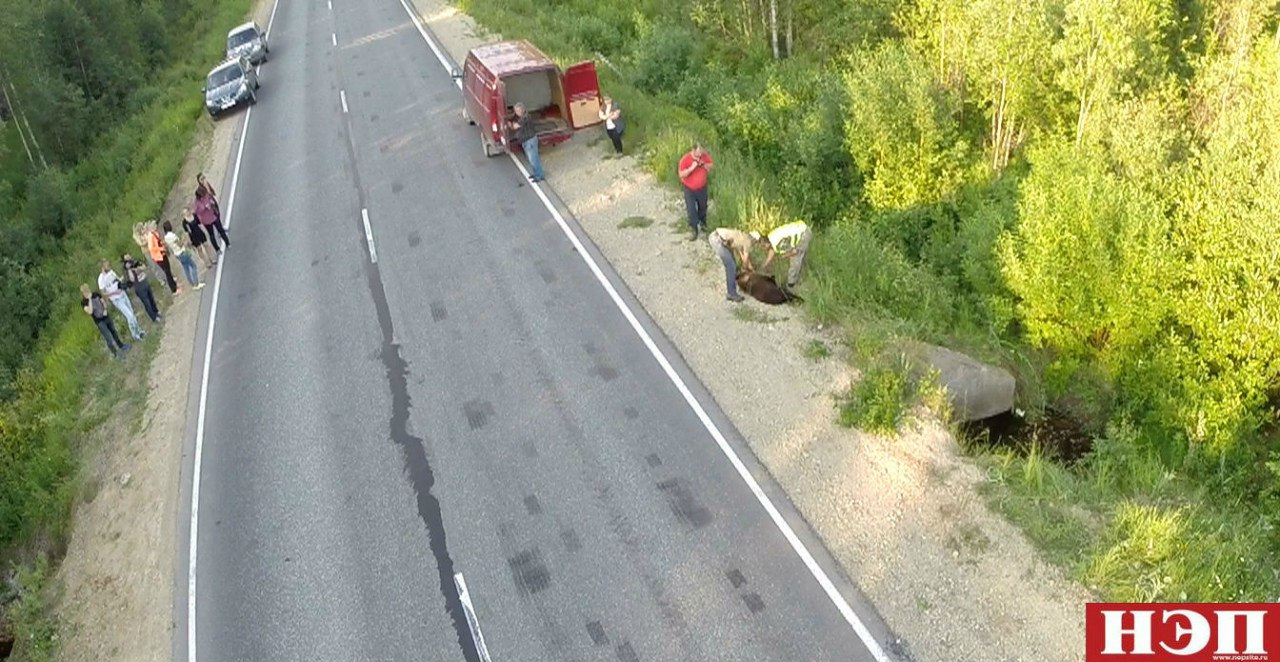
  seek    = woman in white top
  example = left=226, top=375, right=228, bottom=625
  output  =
left=163, top=220, right=204, bottom=290
left=598, top=95, right=624, bottom=154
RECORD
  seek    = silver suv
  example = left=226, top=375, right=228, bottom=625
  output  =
left=203, top=55, right=260, bottom=119
left=226, top=21, right=269, bottom=65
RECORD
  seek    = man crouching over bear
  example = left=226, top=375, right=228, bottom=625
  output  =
left=707, top=226, right=804, bottom=305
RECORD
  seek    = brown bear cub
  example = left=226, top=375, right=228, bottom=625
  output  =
left=736, top=269, right=803, bottom=305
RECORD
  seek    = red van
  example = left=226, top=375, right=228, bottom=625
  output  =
left=457, top=40, right=604, bottom=157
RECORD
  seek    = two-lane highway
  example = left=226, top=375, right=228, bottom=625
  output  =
left=175, top=0, right=901, bottom=659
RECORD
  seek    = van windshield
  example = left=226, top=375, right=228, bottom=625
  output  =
left=227, top=29, right=257, bottom=49
left=207, top=66, right=243, bottom=89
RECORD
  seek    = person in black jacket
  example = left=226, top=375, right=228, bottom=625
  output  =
left=81, top=283, right=130, bottom=359
left=507, top=102, right=544, bottom=183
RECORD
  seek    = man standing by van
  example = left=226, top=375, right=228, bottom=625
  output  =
left=509, top=103, right=544, bottom=183
left=678, top=143, right=714, bottom=241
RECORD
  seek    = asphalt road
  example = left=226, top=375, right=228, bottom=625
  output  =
left=175, top=0, right=903, bottom=659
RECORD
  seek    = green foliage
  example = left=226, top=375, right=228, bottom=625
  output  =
left=999, top=137, right=1174, bottom=417
left=838, top=354, right=917, bottom=435
left=5, top=557, right=58, bottom=662
left=842, top=41, right=968, bottom=210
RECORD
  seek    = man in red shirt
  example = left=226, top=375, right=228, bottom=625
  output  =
left=677, top=143, right=714, bottom=241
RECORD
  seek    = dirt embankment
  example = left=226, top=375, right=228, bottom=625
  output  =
left=406, top=2, right=1091, bottom=661
left=49, top=2, right=273, bottom=660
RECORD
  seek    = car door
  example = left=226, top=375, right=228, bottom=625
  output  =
left=561, top=61, right=604, bottom=130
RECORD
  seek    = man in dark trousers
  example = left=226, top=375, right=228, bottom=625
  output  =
left=81, top=283, right=130, bottom=359
left=508, top=102, right=544, bottom=183
left=678, top=143, right=714, bottom=241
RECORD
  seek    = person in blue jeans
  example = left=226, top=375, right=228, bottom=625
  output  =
left=508, top=102, right=543, bottom=183
left=707, top=226, right=755, bottom=302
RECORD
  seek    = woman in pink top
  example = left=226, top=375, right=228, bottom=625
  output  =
left=195, top=187, right=230, bottom=253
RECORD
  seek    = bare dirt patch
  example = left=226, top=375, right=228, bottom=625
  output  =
left=407, top=2, right=1091, bottom=660
left=48, top=4, right=271, bottom=661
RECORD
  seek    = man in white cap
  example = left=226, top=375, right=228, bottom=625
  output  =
left=752, top=220, right=812, bottom=288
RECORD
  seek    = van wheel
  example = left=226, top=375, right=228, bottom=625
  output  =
left=462, top=107, right=475, bottom=126
left=481, top=134, right=496, bottom=157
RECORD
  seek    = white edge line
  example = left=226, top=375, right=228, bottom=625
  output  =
left=361, top=208, right=378, bottom=264
left=189, top=1, right=280, bottom=660
left=340, top=89, right=349, bottom=113
left=454, top=573, right=493, bottom=662
left=395, top=2, right=893, bottom=660
left=332, top=32, right=337, bottom=46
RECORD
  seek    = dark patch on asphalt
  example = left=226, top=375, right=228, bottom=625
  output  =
left=560, top=528, right=582, bottom=552
left=429, top=300, right=446, bottom=321
left=585, top=342, right=620, bottom=381
left=656, top=478, right=713, bottom=528
left=726, top=568, right=747, bottom=588
left=508, top=548, right=551, bottom=596
left=311, top=258, right=320, bottom=266
left=370, top=114, right=379, bottom=121
left=335, top=48, right=480, bottom=662
left=363, top=90, right=370, bottom=97
left=522, top=441, right=539, bottom=458
left=501, top=205, right=515, bottom=217
left=408, top=231, right=422, bottom=247
left=392, top=181, right=404, bottom=194
left=743, top=592, right=766, bottom=613
left=645, top=453, right=662, bottom=467
left=490, top=372, right=504, bottom=385
left=624, top=406, right=639, bottom=419
left=463, top=399, right=493, bottom=430
left=586, top=621, right=609, bottom=646
left=536, top=261, right=557, bottom=284
left=523, top=494, right=542, bottom=515
left=616, top=641, right=640, bottom=662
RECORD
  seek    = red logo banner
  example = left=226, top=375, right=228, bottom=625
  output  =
left=1086, top=603, right=1280, bottom=661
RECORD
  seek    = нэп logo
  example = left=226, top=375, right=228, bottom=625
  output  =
left=1086, top=603, right=1280, bottom=661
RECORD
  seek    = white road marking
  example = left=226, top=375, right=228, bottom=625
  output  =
left=327, top=0, right=332, bottom=8
left=188, top=1, right=280, bottom=660
left=340, top=89, right=349, bottom=113
left=454, top=573, right=493, bottom=662
left=332, top=32, right=337, bottom=46
left=361, top=208, right=378, bottom=263
left=394, top=2, right=893, bottom=660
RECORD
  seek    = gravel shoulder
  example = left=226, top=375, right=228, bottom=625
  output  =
left=49, top=3, right=271, bottom=659
left=406, top=3, right=1090, bottom=661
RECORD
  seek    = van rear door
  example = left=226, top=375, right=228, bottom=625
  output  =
left=562, top=61, right=603, bottom=130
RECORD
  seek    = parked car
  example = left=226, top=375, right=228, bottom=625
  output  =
left=226, top=21, right=269, bottom=65
left=203, top=55, right=260, bottom=119
left=455, top=40, right=603, bottom=157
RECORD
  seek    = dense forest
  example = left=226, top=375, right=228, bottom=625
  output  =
left=0, top=0, right=252, bottom=630
left=459, top=0, right=1280, bottom=599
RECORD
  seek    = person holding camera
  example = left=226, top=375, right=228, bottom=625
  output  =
left=678, top=143, right=714, bottom=241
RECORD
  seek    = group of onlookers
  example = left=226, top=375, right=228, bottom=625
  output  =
left=81, top=172, right=229, bottom=360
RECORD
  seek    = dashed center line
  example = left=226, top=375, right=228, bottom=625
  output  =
left=332, top=32, right=337, bottom=46
left=361, top=208, right=378, bottom=263
left=327, top=0, right=332, bottom=8
left=340, top=89, right=349, bottom=113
